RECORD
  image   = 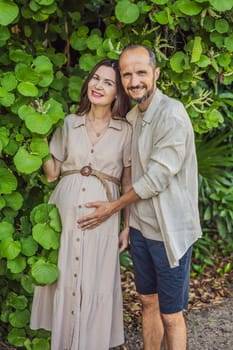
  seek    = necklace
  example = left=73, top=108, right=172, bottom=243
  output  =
left=87, top=118, right=110, bottom=137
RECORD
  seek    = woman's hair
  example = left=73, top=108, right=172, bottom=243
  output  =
left=76, top=58, right=131, bottom=118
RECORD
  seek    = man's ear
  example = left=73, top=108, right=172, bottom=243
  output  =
left=155, top=67, right=160, bottom=80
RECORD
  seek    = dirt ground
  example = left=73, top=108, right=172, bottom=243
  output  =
left=0, top=273, right=232, bottom=350
left=123, top=296, right=233, bottom=350
left=117, top=268, right=233, bottom=350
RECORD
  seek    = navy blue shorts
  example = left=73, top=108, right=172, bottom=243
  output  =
left=130, top=227, right=192, bottom=314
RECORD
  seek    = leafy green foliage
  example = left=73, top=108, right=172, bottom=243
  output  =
left=0, top=0, right=232, bottom=347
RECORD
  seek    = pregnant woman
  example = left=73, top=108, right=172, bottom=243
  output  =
left=30, top=58, right=132, bottom=350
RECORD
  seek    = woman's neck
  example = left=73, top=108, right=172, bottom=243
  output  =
left=87, top=106, right=112, bottom=122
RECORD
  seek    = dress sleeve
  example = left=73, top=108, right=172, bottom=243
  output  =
left=49, top=121, right=67, bottom=162
left=123, top=123, right=132, bottom=167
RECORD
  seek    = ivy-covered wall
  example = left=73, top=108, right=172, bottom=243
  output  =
left=0, top=0, right=233, bottom=348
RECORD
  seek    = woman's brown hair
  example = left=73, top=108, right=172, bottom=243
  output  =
left=76, top=58, right=131, bottom=119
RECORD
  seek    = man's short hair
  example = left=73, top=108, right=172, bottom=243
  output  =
left=120, top=44, right=156, bottom=68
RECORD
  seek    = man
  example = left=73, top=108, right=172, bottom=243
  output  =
left=78, top=44, right=202, bottom=350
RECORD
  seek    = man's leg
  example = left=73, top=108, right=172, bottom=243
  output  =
left=140, top=293, right=164, bottom=350
left=161, top=311, right=187, bottom=350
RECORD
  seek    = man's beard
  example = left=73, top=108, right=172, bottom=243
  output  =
left=128, top=85, right=154, bottom=104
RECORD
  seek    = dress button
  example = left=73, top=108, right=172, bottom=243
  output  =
left=72, top=292, right=75, bottom=296
left=78, top=205, right=82, bottom=208
left=91, top=149, right=94, bottom=153
left=74, top=273, right=77, bottom=277
left=71, top=310, right=74, bottom=315
left=76, top=238, right=80, bottom=242
left=75, top=257, right=79, bottom=260
left=82, top=188, right=85, bottom=192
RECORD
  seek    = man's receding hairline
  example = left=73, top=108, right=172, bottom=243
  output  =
left=119, top=44, right=156, bottom=68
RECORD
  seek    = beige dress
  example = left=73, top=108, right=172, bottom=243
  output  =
left=30, top=114, right=132, bottom=350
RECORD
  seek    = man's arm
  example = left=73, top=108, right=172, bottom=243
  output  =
left=77, top=188, right=140, bottom=230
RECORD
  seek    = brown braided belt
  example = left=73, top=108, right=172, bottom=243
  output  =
left=60, top=165, right=120, bottom=201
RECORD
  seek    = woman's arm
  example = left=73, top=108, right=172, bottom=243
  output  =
left=43, top=138, right=62, bottom=182
left=43, top=156, right=62, bottom=182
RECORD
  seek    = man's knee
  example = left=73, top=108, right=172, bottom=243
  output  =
left=139, top=293, right=160, bottom=311
left=161, top=311, right=185, bottom=329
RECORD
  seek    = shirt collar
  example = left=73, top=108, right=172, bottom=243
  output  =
left=73, top=114, right=122, bottom=131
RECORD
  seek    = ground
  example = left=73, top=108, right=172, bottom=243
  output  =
left=119, top=266, right=233, bottom=350
left=0, top=266, right=232, bottom=350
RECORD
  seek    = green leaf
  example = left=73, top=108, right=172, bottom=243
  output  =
left=1, top=72, right=18, bottom=91
left=0, top=0, right=19, bottom=26
left=21, top=274, right=35, bottom=294
left=0, top=238, right=21, bottom=260
left=10, top=49, right=33, bottom=65
left=32, top=338, right=50, bottom=350
left=30, top=203, right=51, bottom=224
left=20, top=236, right=38, bottom=257
left=0, top=91, right=15, bottom=107
left=224, top=34, right=233, bottom=52
left=154, top=9, right=170, bottom=25
left=30, top=137, right=49, bottom=158
left=68, top=76, right=83, bottom=102
left=9, top=309, right=30, bottom=328
left=35, top=0, right=54, bottom=5
left=0, top=25, right=10, bottom=46
left=7, top=328, right=26, bottom=347
left=176, top=0, right=202, bottom=15
left=15, top=63, right=39, bottom=83
left=79, top=54, right=100, bottom=72
left=170, top=51, right=186, bottom=73
left=0, top=168, right=17, bottom=194
left=215, top=19, right=229, bottom=34
left=0, top=126, right=9, bottom=148
left=33, top=55, right=54, bottom=87
left=197, top=55, right=211, bottom=68
left=70, top=32, right=87, bottom=51
left=7, top=293, right=28, bottom=311
left=191, top=36, right=202, bottom=63
left=49, top=206, right=62, bottom=232
left=13, top=147, right=42, bottom=174
left=115, top=0, right=140, bottom=24
left=17, top=82, right=39, bottom=97
left=7, top=255, right=26, bottom=273
left=25, top=111, right=53, bottom=134
left=86, top=34, right=103, bottom=50
left=217, top=53, right=231, bottom=68
left=151, top=0, right=168, bottom=4
left=209, top=0, right=233, bottom=11
left=105, top=24, right=121, bottom=39
left=0, top=221, right=14, bottom=240
left=3, top=192, right=24, bottom=210
left=0, top=196, right=6, bottom=210
left=44, top=98, right=65, bottom=123
left=31, top=260, right=59, bottom=285
left=32, top=223, right=60, bottom=249
left=209, top=32, right=224, bottom=48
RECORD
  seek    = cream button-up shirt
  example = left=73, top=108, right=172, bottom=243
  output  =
left=127, top=89, right=202, bottom=267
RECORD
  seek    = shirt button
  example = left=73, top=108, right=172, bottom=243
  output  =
left=76, top=238, right=80, bottom=242
left=72, top=292, right=75, bottom=296
left=78, top=205, right=82, bottom=208
left=71, top=310, right=74, bottom=315
left=82, top=188, right=85, bottom=192
left=75, top=257, right=79, bottom=260
left=91, top=149, right=94, bottom=153
left=74, top=273, right=77, bottom=277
